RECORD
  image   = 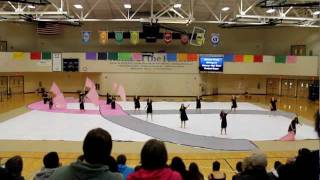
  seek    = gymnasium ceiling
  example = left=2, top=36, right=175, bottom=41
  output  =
left=0, top=0, right=319, bottom=27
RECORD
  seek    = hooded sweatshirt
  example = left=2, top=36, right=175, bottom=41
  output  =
left=127, top=168, right=182, bottom=180
left=34, top=168, right=57, bottom=180
left=118, top=164, right=134, bottom=180
left=49, top=160, right=122, bottom=180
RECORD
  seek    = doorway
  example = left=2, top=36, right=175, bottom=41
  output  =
left=297, top=80, right=312, bottom=98
left=266, top=78, right=280, bottom=95
left=8, top=76, right=24, bottom=95
left=281, top=79, right=297, bottom=97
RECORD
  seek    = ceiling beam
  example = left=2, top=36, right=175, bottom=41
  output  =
left=84, top=0, right=101, bottom=19
left=0, top=11, right=67, bottom=15
left=236, top=14, right=319, bottom=22
left=243, top=0, right=259, bottom=15
left=158, top=0, right=173, bottom=18
left=109, top=0, right=128, bottom=19
left=129, top=0, right=148, bottom=19
left=199, top=0, right=219, bottom=21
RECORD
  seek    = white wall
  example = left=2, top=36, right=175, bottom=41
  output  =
left=100, top=73, right=200, bottom=96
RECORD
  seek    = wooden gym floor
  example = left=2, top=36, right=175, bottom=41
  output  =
left=0, top=93, right=318, bottom=180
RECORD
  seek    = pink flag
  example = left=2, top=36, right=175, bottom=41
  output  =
left=50, top=82, right=61, bottom=95
left=53, top=93, right=67, bottom=109
left=86, top=87, right=99, bottom=106
left=117, top=84, right=127, bottom=101
left=85, top=77, right=94, bottom=89
left=84, top=77, right=99, bottom=106
left=50, top=82, right=66, bottom=109
left=280, top=132, right=295, bottom=141
left=112, top=82, right=118, bottom=92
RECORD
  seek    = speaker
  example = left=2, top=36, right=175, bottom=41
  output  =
left=142, top=24, right=160, bottom=43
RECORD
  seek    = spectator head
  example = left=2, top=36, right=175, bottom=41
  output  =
left=298, top=148, right=311, bottom=157
left=83, top=128, right=112, bottom=165
left=236, top=161, right=243, bottom=173
left=5, top=155, right=23, bottom=177
left=116, top=154, right=127, bottom=165
left=107, top=156, right=118, bottom=172
left=189, top=162, right=200, bottom=173
left=274, top=161, right=282, bottom=170
left=170, top=156, right=186, bottom=173
left=43, top=152, right=60, bottom=169
left=212, top=161, right=220, bottom=171
left=134, top=165, right=142, bottom=172
left=293, top=117, right=300, bottom=125
left=220, top=110, right=225, bottom=117
left=140, top=139, right=167, bottom=170
left=243, top=152, right=267, bottom=171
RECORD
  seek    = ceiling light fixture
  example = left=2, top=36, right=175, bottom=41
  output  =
left=124, top=4, right=132, bottom=9
left=173, top=3, right=182, bottom=8
left=221, top=7, right=230, bottom=11
left=266, top=8, right=275, bottom=13
left=73, top=4, right=83, bottom=9
left=313, top=11, right=320, bottom=15
left=27, top=5, right=35, bottom=9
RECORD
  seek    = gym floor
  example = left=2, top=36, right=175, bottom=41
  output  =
left=0, top=93, right=318, bottom=180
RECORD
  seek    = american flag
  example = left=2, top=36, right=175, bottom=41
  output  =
left=37, top=22, right=62, bottom=35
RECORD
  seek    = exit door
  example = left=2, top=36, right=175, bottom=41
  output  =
left=266, top=78, right=280, bottom=95
left=8, top=76, right=24, bottom=95
left=0, top=76, right=8, bottom=101
left=297, top=80, right=312, bottom=98
left=281, top=79, right=297, bottom=97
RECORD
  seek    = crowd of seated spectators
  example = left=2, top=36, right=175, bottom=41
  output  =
left=0, top=110, right=318, bottom=180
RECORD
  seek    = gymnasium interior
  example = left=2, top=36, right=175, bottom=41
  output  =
left=0, top=0, right=319, bottom=179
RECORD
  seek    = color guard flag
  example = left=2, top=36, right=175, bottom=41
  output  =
left=180, top=34, right=189, bottom=45
left=82, top=31, right=91, bottom=44
left=164, top=32, right=172, bottom=44
left=98, top=31, right=108, bottom=45
left=84, top=77, right=99, bottom=106
left=85, top=77, right=94, bottom=89
left=50, top=82, right=61, bottom=95
left=86, top=86, right=99, bottom=106
left=130, top=31, right=139, bottom=45
left=112, top=82, right=118, bottom=92
left=117, top=84, right=127, bottom=101
left=280, top=132, right=295, bottom=141
left=50, top=82, right=66, bottom=109
left=53, top=93, right=67, bottom=109
left=115, top=32, right=124, bottom=44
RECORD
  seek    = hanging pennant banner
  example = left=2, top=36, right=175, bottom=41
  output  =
left=180, top=34, right=189, bottom=45
left=130, top=31, right=139, bottom=45
left=196, top=33, right=205, bottom=46
left=190, top=26, right=206, bottom=46
left=164, top=32, right=172, bottom=44
left=211, top=33, right=220, bottom=47
left=98, top=31, right=108, bottom=45
left=115, top=32, right=124, bottom=44
left=82, top=31, right=91, bottom=44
